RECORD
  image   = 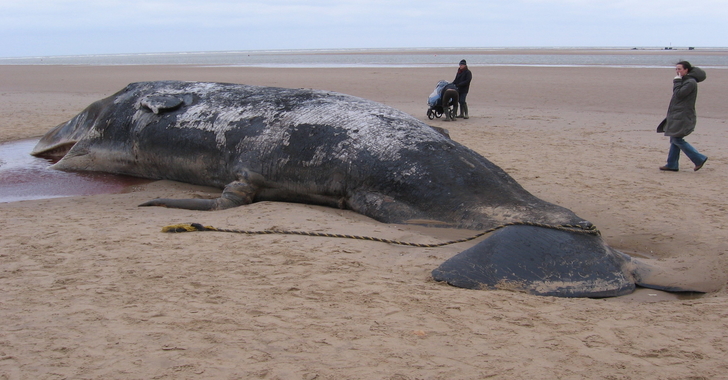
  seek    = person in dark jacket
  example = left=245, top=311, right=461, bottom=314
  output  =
left=658, top=61, right=708, bottom=172
left=453, top=59, right=472, bottom=119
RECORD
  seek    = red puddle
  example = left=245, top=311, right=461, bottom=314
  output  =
left=0, top=139, right=152, bottom=203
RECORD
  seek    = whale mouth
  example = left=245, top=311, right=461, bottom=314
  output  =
left=30, top=141, right=77, bottom=161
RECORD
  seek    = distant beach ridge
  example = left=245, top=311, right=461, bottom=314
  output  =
left=2, top=47, right=728, bottom=68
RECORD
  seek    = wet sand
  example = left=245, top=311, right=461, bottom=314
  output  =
left=1, top=62, right=727, bottom=379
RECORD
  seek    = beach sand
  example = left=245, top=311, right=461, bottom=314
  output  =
left=1, top=63, right=727, bottom=379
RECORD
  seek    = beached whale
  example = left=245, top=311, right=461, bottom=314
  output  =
left=31, top=81, right=708, bottom=297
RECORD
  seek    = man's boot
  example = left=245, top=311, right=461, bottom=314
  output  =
left=462, top=103, right=469, bottom=119
left=456, top=103, right=464, bottom=118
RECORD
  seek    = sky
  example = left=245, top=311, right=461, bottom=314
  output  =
left=1, top=0, right=726, bottom=58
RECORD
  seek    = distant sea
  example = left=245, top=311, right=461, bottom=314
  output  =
left=1, top=48, right=727, bottom=68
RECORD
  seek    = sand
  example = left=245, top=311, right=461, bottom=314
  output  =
left=1, top=62, right=727, bottom=379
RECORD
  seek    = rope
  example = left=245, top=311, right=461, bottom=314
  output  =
left=161, top=221, right=600, bottom=248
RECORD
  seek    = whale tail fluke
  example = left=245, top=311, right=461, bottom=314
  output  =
left=432, top=225, right=637, bottom=298
left=431, top=225, right=724, bottom=298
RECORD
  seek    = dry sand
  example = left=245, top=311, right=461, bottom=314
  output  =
left=1, top=62, right=727, bottom=379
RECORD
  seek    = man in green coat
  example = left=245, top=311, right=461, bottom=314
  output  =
left=658, top=61, right=708, bottom=172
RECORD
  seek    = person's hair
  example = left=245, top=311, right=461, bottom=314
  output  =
left=676, top=60, right=693, bottom=71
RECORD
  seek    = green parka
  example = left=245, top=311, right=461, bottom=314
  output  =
left=661, top=67, right=707, bottom=138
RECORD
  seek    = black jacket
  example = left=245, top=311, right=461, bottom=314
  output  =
left=453, top=68, right=472, bottom=94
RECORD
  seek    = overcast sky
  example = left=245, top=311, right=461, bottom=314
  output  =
left=1, top=0, right=725, bottom=58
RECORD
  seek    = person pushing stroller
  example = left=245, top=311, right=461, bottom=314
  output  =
left=453, top=59, right=471, bottom=119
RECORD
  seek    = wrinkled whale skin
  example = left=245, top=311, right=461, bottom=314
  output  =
left=32, top=80, right=584, bottom=230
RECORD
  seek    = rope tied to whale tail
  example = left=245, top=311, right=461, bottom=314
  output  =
left=161, top=221, right=600, bottom=248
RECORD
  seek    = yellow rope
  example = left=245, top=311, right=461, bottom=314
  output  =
left=161, top=221, right=600, bottom=248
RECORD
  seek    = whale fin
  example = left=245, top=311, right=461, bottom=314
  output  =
left=139, top=180, right=257, bottom=211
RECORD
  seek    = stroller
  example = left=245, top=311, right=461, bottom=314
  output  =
left=427, top=80, right=458, bottom=120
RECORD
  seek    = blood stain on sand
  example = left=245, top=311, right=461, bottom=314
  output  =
left=0, top=139, right=152, bottom=203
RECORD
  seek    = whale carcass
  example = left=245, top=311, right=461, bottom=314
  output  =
left=31, top=81, right=706, bottom=297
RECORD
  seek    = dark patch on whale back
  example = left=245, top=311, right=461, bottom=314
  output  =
left=285, top=123, right=352, bottom=163
left=123, top=89, right=228, bottom=185
left=134, top=124, right=224, bottom=185
left=224, top=120, right=356, bottom=196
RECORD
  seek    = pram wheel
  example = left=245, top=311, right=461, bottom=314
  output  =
left=427, top=108, right=443, bottom=120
